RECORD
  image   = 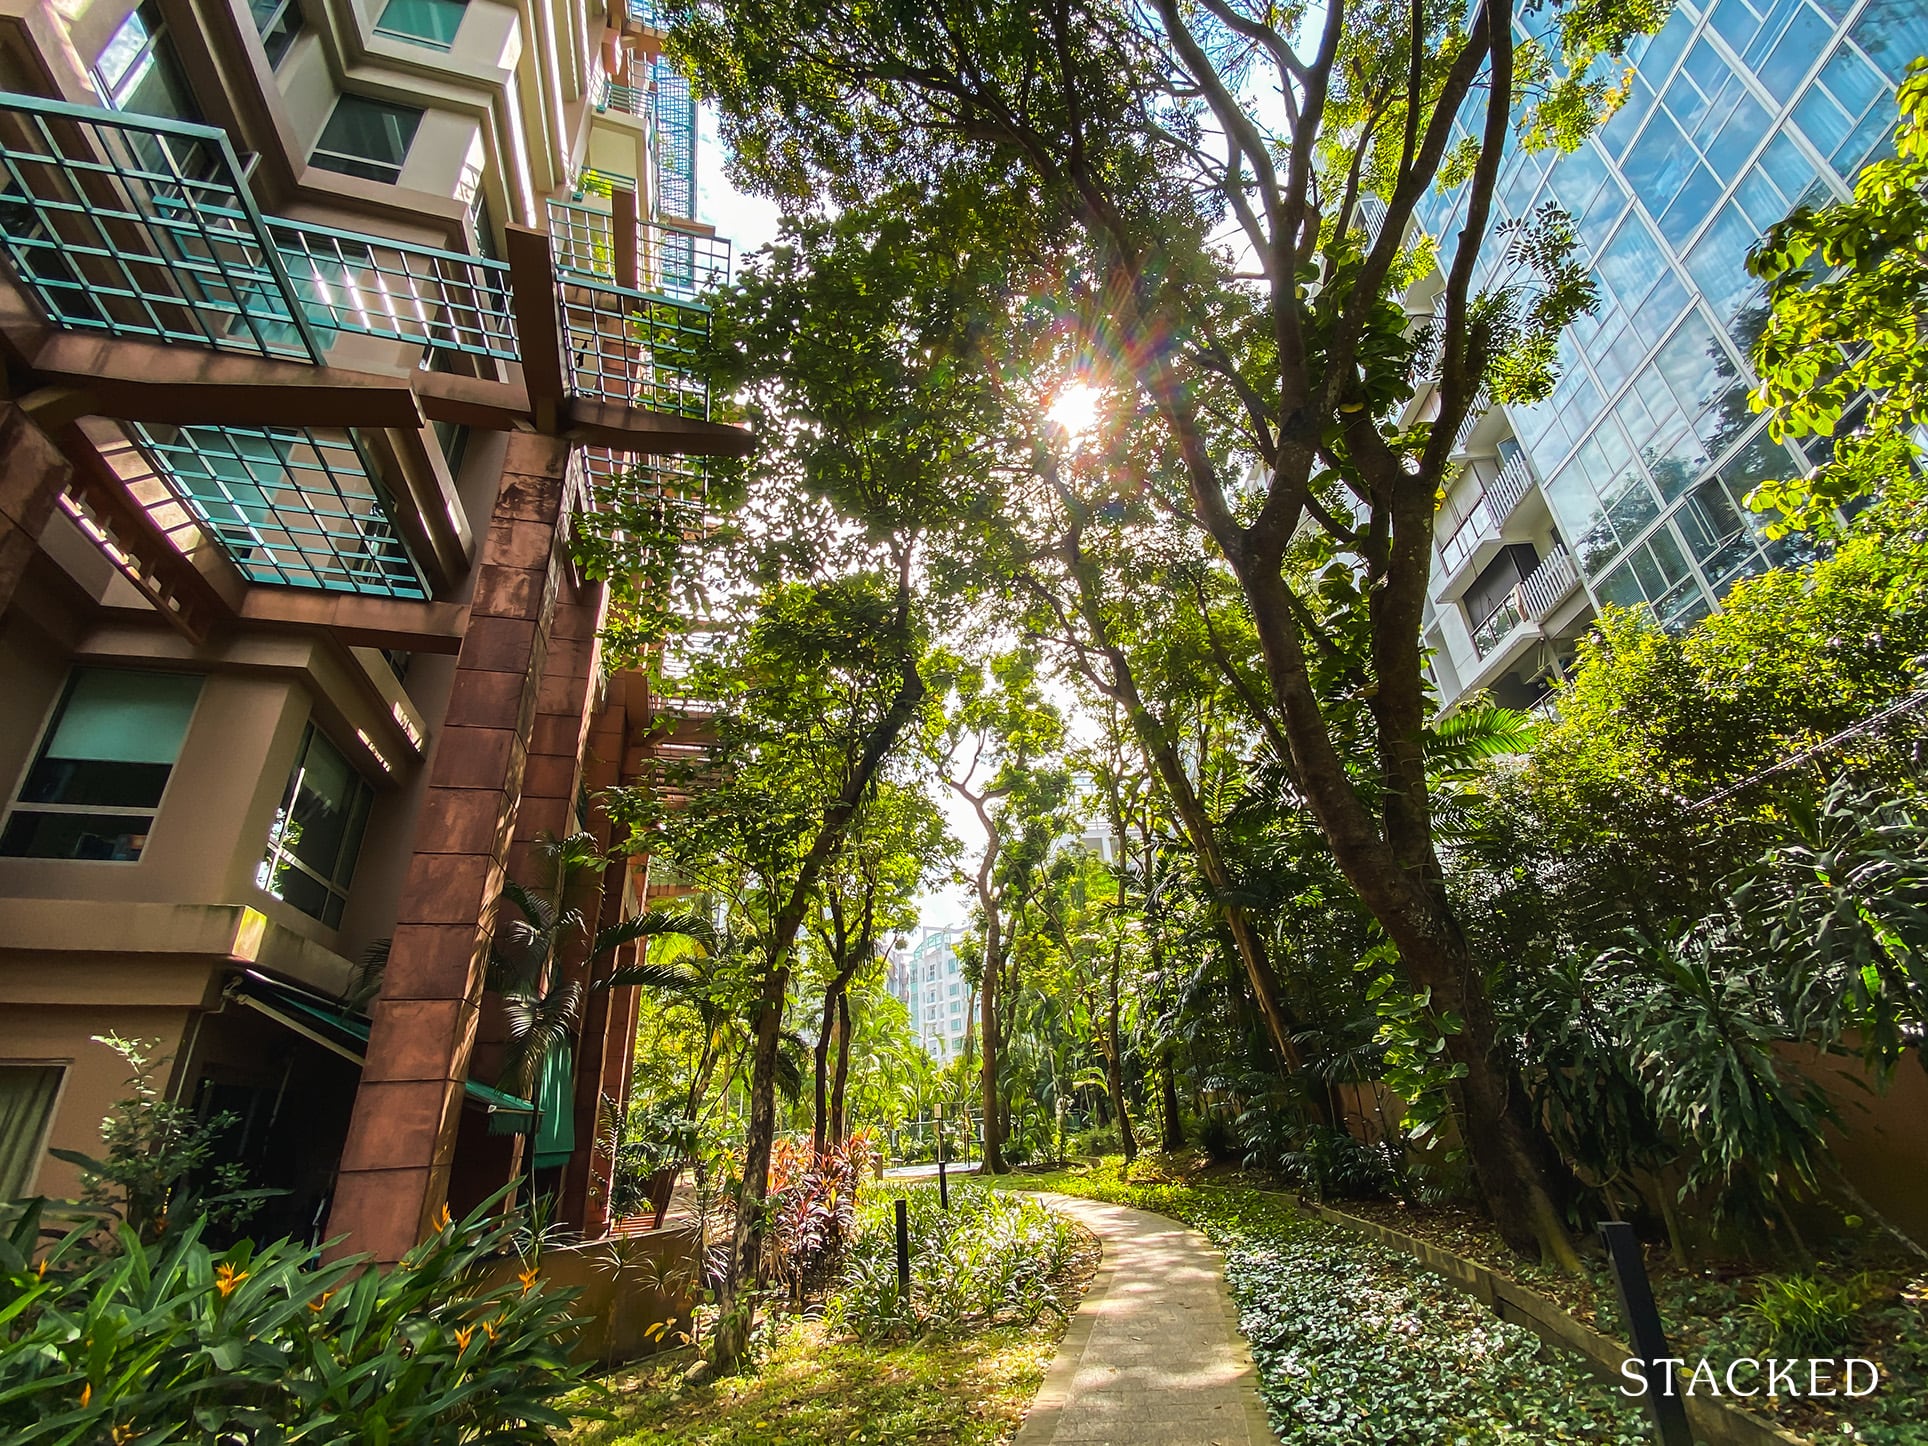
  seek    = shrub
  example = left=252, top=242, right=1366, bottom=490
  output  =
left=824, top=1183, right=1080, bottom=1341
left=760, top=1134, right=871, bottom=1305
left=1278, top=1127, right=1398, bottom=1202
left=0, top=1194, right=589, bottom=1443
left=1195, top=1112, right=1240, bottom=1163
left=1065, top=1122, right=1121, bottom=1158
left=1746, top=1273, right=1863, bottom=1357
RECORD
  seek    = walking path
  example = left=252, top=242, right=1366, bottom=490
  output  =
left=1014, top=1193, right=1276, bottom=1446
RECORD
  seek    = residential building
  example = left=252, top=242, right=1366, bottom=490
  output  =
left=889, top=924, right=970, bottom=1060
left=1410, top=0, right=1926, bottom=712
left=0, top=0, right=742, bottom=1269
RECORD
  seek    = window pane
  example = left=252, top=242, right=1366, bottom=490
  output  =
left=261, top=725, right=372, bottom=923
left=376, top=0, right=468, bottom=47
left=313, top=96, right=423, bottom=182
left=44, top=669, right=200, bottom=765
left=0, top=1065, right=63, bottom=1197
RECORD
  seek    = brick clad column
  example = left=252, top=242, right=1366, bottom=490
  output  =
left=325, top=434, right=575, bottom=1264
left=0, top=403, right=72, bottom=614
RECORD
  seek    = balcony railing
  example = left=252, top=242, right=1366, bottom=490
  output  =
left=595, top=75, right=653, bottom=122
left=0, top=90, right=720, bottom=599
left=1519, top=543, right=1578, bottom=618
left=625, top=0, right=666, bottom=30
left=547, top=198, right=731, bottom=300
left=1486, top=448, right=1535, bottom=522
left=1467, top=548, right=1579, bottom=659
left=1437, top=494, right=1497, bottom=577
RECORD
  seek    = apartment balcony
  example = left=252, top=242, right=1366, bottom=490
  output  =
left=547, top=196, right=732, bottom=301
left=595, top=75, right=654, bottom=123
left=1434, top=449, right=1541, bottom=601
left=1468, top=547, right=1581, bottom=662
left=0, top=90, right=745, bottom=625
left=1484, top=448, right=1535, bottom=525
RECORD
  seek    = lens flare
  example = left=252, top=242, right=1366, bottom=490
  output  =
left=1047, top=381, right=1103, bottom=437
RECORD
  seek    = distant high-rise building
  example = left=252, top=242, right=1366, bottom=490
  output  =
left=1413, top=0, right=1926, bottom=714
left=889, top=925, right=970, bottom=1061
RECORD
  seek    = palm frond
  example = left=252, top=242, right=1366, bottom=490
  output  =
left=1425, top=702, right=1540, bottom=772
left=599, top=961, right=707, bottom=995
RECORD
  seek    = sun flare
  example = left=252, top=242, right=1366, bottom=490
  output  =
left=1046, top=381, right=1104, bottom=438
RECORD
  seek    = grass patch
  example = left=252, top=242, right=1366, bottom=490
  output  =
left=568, top=1318, right=1058, bottom=1446
left=1009, top=1159, right=1647, bottom=1445
left=568, top=1182, right=1095, bottom=1446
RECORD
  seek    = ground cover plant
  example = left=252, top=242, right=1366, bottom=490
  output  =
left=570, top=1181, right=1096, bottom=1446
left=1011, top=1160, right=1649, bottom=1445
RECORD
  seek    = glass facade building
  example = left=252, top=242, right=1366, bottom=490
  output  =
left=1416, top=0, right=1928, bottom=708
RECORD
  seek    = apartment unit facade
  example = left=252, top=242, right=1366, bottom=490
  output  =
left=0, top=0, right=738, bottom=1264
left=1412, top=0, right=1925, bottom=712
left=888, top=924, right=969, bottom=1061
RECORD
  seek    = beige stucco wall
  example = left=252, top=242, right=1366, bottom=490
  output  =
left=2, top=987, right=207, bottom=1200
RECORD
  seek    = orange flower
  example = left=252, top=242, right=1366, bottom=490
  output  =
left=482, top=1317, right=500, bottom=1343
left=35, top=1259, right=46, bottom=1280
left=80, top=1383, right=91, bottom=1409
left=112, top=1426, right=135, bottom=1444
left=307, top=1290, right=336, bottom=1314
left=214, top=1263, right=247, bottom=1298
left=436, top=1203, right=453, bottom=1229
left=454, top=1325, right=475, bottom=1350
left=517, top=1265, right=540, bottom=1294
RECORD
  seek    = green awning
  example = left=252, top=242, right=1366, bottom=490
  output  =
left=230, top=971, right=533, bottom=1117
left=531, top=1043, right=575, bottom=1169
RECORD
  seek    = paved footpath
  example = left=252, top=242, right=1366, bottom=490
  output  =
left=1014, top=1193, right=1277, bottom=1446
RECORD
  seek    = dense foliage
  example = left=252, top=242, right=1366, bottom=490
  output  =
left=0, top=1197, right=586, bottom=1445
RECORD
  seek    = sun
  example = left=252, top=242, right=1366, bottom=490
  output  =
left=1046, top=381, right=1104, bottom=438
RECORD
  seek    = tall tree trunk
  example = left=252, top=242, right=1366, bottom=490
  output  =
left=1160, top=1054, right=1184, bottom=1153
left=1107, top=941, right=1137, bottom=1163
left=829, top=990, right=853, bottom=1142
left=978, top=906, right=1008, bottom=1173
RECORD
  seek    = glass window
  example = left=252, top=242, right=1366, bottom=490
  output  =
left=1604, top=75, right=1659, bottom=160
left=1705, top=93, right=1769, bottom=181
left=1760, top=4, right=1834, bottom=97
left=0, top=1065, right=64, bottom=1197
left=249, top=0, right=304, bottom=67
left=311, top=96, right=423, bottom=184
left=1852, top=0, right=1928, bottom=84
left=1684, top=202, right=1760, bottom=322
left=1623, top=111, right=1696, bottom=211
left=374, top=0, right=468, bottom=49
left=1597, top=559, right=1646, bottom=609
left=0, top=669, right=201, bottom=861
left=1657, top=161, right=1722, bottom=248
left=258, top=723, right=373, bottom=927
left=94, top=2, right=198, bottom=121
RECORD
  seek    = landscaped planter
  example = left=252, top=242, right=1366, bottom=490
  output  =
left=480, top=1223, right=702, bottom=1368
left=1293, top=1195, right=1809, bottom=1446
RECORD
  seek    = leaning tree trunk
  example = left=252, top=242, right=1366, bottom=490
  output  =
left=829, top=991, right=853, bottom=1143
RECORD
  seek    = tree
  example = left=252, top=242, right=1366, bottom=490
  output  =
left=676, top=0, right=1669, bottom=1266
left=932, top=649, right=1072, bottom=1173
left=804, top=780, right=951, bottom=1153
left=1748, top=60, right=1928, bottom=536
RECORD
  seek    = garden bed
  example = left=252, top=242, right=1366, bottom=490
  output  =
left=1013, top=1161, right=1655, bottom=1445
left=568, top=1182, right=1099, bottom=1446
left=1038, top=1155, right=1928, bottom=1446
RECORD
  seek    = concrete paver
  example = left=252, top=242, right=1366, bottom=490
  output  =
left=1014, top=1193, right=1276, bottom=1446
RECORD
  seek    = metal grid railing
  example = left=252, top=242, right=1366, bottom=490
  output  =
left=651, top=60, right=696, bottom=220
left=263, top=216, right=516, bottom=361
left=125, top=423, right=427, bottom=597
left=546, top=198, right=731, bottom=298
left=579, top=446, right=707, bottom=513
left=561, top=276, right=711, bottom=419
left=0, top=92, right=516, bottom=366
left=596, top=74, right=654, bottom=122
left=0, top=94, right=322, bottom=362
left=625, top=0, right=666, bottom=29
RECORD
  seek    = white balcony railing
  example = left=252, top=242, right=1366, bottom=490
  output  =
left=1467, top=547, right=1579, bottom=659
